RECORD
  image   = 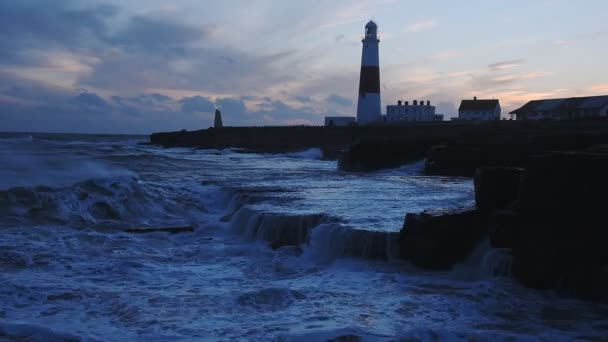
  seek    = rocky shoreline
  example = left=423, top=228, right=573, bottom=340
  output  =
left=339, top=120, right=608, bottom=174
left=151, top=120, right=608, bottom=301
left=399, top=154, right=608, bottom=301
left=150, top=123, right=468, bottom=159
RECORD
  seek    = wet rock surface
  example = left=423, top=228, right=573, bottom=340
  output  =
left=425, top=132, right=608, bottom=177
left=490, top=152, right=608, bottom=300
left=400, top=154, right=608, bottom=301
left=474, top=167, right=522, bottom=214
left=399, top=209, right=485, bottom=270
left=338, top=139, right=435, bottom=172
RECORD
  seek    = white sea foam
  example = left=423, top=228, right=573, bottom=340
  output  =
left=0, top=149, right=135, bottom=190
left=375, top=159, right=426, bottom=176
left=0, top=134, right=606, bottom=341
left=284, top=148, right=324, bottom=160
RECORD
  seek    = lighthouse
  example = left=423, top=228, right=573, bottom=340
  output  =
left=356, top=20, right=381, bottom=124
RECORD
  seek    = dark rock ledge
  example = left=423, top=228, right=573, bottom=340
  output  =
left=398, top=152, right=608, bottom=301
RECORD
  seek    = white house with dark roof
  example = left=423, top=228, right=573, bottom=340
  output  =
left=509, top=95, right=608, bottom=120
left=458, top=97, right=501, bottom=120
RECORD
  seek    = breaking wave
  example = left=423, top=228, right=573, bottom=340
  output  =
left=0, top=321, right=88, bottom=342
left=3, top=133, right=605, bottom=341
left=229, top=207, right=326, bottom=248
left=227, top=204, right=400, bottom=262
left=283, top=148, right=324, bottom=160
left=0, top=174, right=216, bottom=229
left=0, top=153, right=135, bottom=191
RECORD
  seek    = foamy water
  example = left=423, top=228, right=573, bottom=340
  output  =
left=0, top=133, right=606, bottom=341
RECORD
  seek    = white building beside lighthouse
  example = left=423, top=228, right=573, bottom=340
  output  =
left=386, top=100, right=442, bottom=121
left=356, top=21, right=382, bottom=124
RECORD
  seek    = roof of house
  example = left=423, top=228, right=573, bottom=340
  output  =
left=459, top=99, right=500, bottom=111
left=510, top=95, right=608, bottom=114
left=577, top=95, right=608, bottom=108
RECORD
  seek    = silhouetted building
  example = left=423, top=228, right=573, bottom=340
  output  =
left=458, top=97, right=501, bottom=120
left=324, top=116, right=356, bottom=127
left=386, top=100, right=436, bottom=122
left=357, top=21, right=381, bottom=124
left=214, top=109, right=223, bottom=128
left=509, top=95, right=608, bottom=120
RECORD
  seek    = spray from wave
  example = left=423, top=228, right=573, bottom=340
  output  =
left=283, top=148, right=324, bottom=160
left=0, top=143, right=135, bottom=190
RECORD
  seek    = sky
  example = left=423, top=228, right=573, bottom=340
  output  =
left=1, top=0, right=607, bottom=134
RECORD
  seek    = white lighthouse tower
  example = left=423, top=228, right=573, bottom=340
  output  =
left=356, top=20, right=381, bottom=124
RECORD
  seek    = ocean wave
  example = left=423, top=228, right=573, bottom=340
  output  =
left=0, top=134, right=34, bottom=143
left=227, top=205, right=400, bottom=262
left=0, top=175, right=211, bottom=228
left=307, top=223, right=400, bottom=262
left=229, top=207, right=326, bottom=249
left=283, top=327, right=537, bottom=342
left=373, top=159, right=426, bottom=176
left=236, top=288, right=306, bottom=312
left=283, top=148, right=324, bottom=160
left=0, top=151, right=136, bottom=191
left=450, top=239, right=514, bottom=281
left=0, top=321, right=87, bottom=342
left=0, top=176, right=138, bottom=225
left=0, top=133, right=145, bottom=147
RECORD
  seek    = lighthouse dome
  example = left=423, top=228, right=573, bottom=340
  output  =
left=365, top=20, right=377, bottom=29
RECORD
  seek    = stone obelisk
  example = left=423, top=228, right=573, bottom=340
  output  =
left=214, top=109, right=223, bottom=128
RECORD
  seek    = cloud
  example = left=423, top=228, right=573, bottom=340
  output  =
left=0, top=1, right=113, bottom=65
left=216, top=97, right=247, bottom=116
left=70, top=92, right=112, bottom=114
left=326, top=94, right=353, bottom=106
left=488, top=59, right=524, bottom=71
left=180, top=96, right=216, bottom=113
left=407, top=19, right=438, bottom=33
left=552, top=29, right=608, bottom=48
left=435, top=101, right=457, bottom=116
left=0, top=1, right=360, bottom=130
left=78, top=39, right=297, bottom=95
left=0, top=1, right=300, bottom=95
left=2, top=1, right=598, bottom=132
left=553, top=39, right=570, bottom=47
left=470, top=71, right=554, bottom=90
left=433, top=49, right=465, bottom=61
left=295, top=96, right=312, bottom=103
left=585, top=83, right=608, bottom=94
left=0, top=71, right=70, bottom=107
left=0, top=73, right=332, bottom=132
left=109, top=16, right=211, bottom=54
left=237, top=99, right=323, bottom=126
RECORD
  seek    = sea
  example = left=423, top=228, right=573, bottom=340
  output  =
left=0, top=132, right=606, bottom=341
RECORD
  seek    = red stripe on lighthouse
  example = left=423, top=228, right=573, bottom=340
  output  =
left=358, top=66, right=380, bottom=95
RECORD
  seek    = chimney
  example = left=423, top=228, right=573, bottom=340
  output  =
left=398, top=100, right=402, bottom=106
left=427, top=100, right=430, bottom=106
left=405, top=101, right=409, bottom=106
left=474, top=96, right=477, bottom=101
left=413, top=100, right=418, bottom=105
